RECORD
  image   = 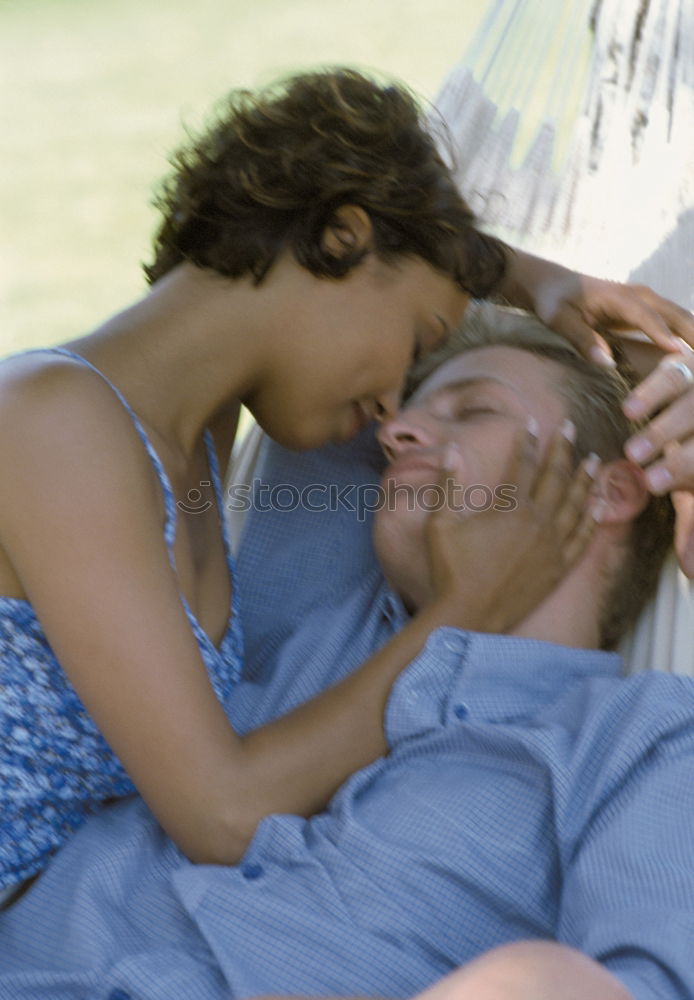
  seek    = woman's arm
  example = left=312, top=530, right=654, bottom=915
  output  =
left=0, top=362, right=424, bottom=865
left=0, top=364, right=592, bottom=866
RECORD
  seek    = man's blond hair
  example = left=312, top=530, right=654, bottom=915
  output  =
left=409, top=301, right=674, bottom=650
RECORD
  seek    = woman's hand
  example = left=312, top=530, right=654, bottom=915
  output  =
left=535, top=275, right=694, bottom=363
left=501, top=249, right=694, bottom=576
left=425, top=422, right=599, bottom=633
left=500, top=248, right=694, bottom=365
left=623, top=349, right=694, bottom=576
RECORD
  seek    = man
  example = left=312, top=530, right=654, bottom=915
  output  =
left=0, top=311, right=691, bottom=1000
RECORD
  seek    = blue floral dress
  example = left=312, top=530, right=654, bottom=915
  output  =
left=0, top=349, right=244, bottom=891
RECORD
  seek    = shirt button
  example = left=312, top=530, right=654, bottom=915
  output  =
left=241, top=862, right=265, bottom=880
left=108, top=991, right=132, bottom=1000
left=442, top=635, right=465, bottom=654
left=453, top=703, right=469, bottom=720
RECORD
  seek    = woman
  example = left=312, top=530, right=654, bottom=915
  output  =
left=0, top=67, right=690, bottom=898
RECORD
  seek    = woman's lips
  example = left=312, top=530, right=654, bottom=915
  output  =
left=346, top=401, right=373, bottom=439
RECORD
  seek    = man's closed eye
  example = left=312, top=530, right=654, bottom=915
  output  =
left=453, top=406, right=499, bottom=420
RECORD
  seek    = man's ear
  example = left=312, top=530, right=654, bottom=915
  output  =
left=592, top=458, right=650, bottom=525
left=321, top=204, right=374, bottom=260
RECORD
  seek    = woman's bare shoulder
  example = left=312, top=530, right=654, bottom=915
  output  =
left=0, top=350, right=118, bottom=415
left=0, top=351, right=148, bottom=455
left=0, top=351, right=163, bottom=526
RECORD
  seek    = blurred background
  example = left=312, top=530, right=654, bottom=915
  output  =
left=1, top=0, right=491, bottom=356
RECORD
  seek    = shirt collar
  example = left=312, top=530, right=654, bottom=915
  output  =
left=451, top=630, right=623, bottom=721
left=386, top=627, right=623, bottom=745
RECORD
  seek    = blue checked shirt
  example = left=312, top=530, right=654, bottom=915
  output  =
left=1, top=435, right=694, bottom=1000
left=1, top=593, right=694, bottom=999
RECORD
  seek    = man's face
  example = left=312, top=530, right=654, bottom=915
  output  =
left=373, top=345, right=569, bottom=611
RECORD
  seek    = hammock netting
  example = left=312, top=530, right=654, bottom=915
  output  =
left=430, top=0, right=693, bottom=673
left=431, top=0, right=693, bottom=307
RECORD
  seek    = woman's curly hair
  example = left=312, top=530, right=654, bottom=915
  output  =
left=144, top=68, right=507, bottom=297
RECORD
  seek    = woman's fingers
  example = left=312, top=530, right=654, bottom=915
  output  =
left=467, top=418, right=541, bottom=516
left=544, top=281, right=693, bottom=364
left=528, top=420, right=576, bottom=510
left=620, top=285, right=694, bottom=349
left=626, top=393, right=694, bottom=467
left=623, top=352, right=694, bottom=493
left=624, top=351, right=694, bottom=422
left=434, top=445, right=469, bottom=522
left=559, top=454, right=601, bottom=565
left=536, top=445, right=600, bottom=563
left=636, top=439, right=694, bottom=496
left=540, top=302, right=616, bottom=368
left=625, top=405, right=694, bottom=488
left=502, top=418, right=541, bottom=501
left=502, top=418, right=600, bottom=548
left=579, top=280, right=693, bottom=352
left=507, top=419, right=600, bottom=573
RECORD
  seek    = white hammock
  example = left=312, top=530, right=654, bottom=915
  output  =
left=434, top=0, right=694, bottom=301
left=430, top=0, right=694, bottom=675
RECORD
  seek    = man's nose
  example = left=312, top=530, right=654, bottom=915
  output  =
left=376, top=410, right=438, bottom=462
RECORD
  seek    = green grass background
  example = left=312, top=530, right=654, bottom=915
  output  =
left=1, top=0, right=491, bottom=357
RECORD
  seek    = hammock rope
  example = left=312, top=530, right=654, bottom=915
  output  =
left=430, top=0, right=693, bottom=676
left=431, top=0, right=693, bottom=293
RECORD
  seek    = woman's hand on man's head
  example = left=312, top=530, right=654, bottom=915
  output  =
left=499, top=247, right=694, bottom=366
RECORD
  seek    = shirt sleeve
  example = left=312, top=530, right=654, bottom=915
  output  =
left=556, top=676, right=694, bottom=1000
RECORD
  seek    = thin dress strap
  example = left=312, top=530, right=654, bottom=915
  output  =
left=203, top=428, right=234, bottom=572
left=22, top=348, right=178, bottom=562
left=202, top=428, right=243, bottom=667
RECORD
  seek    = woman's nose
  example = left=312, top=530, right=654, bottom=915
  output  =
left=373, top=387, right=403, bottom=423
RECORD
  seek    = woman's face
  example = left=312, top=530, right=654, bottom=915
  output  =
left=245, top=252, right=469, bottom=450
